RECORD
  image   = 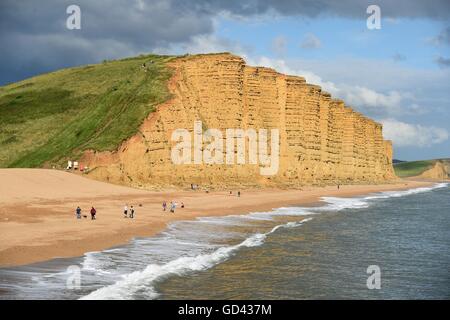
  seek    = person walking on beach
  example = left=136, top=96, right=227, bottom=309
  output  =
left=90, top=206, right=96, bottom=220
left=181, top=202, right=185, bottom=208
left=124, top=204, right=128, bottom=218
left=76, top=206, right=81, bottom=219
left=162, top=201, right=167, bottom=212
left=170, top=201, right=176, bottom=213
left=237, top=191, right=241, bottom=197
left=130, top=205, right=135, bottom=219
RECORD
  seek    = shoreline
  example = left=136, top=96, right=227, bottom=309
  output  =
left=0, top=169, right=437, bottom=267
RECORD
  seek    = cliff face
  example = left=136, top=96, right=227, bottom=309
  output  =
left=81, top=53, right=395, bottom=188
left=417, top=161, right=449, bottom=180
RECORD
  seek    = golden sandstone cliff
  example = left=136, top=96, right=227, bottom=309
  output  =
left=80, top=53, right=395, bottom=189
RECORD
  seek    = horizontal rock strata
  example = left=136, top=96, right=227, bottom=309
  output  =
left=81, top=53, right=395, bottom=188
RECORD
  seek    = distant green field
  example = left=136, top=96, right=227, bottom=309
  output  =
left=393, top=160, right=434, bottom=177
left=0, top=54, right=175, bottom=168
left=394, top=159, right=450, bottom=178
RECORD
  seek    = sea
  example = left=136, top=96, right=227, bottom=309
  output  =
left=0, top=182, right=449, bottom=300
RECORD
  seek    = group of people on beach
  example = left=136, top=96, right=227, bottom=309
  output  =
left=123, top=204, right=136, bottom=218
left=75, top=200, right=186, bottom=220
left=229, top=190, right=241, bottom=197
left=75, top=184, right=337, bottom=221
left=75, top=204, right=136, bottom=220
left=162, top=201, right=184, bottom=213
left=75, top=206, right=96, bottom=220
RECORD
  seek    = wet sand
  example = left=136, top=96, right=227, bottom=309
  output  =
left=0, top=169, right=433, bottom=267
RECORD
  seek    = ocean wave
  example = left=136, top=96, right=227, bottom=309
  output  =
left=365, top=182, right=448, bottom=200
left=230, top=183, right=450, bottom=221
left=318, top=196, right=370, bottom=211
left=316, top=182, right=449, bottom=212
left=79, top=218, right=312, bottom=300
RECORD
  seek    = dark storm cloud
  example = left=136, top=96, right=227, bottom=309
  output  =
left=1, top=0, right=450, bottom=85
left=0, top=0, right=213, bottom=44
left=197, top=0, right=450, bottom=19
left=0, top=0, right=214, bottom=84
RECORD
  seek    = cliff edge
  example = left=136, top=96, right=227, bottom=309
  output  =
left=80, top=53, right=396, bottom=188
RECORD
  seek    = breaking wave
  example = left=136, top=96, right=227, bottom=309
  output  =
left=80, top=218, right=312, bottom=300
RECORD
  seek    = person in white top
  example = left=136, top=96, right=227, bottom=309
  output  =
left=123, top=205, right=128, bottom=218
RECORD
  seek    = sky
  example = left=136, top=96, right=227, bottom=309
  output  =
left=1, top=0, right=449, bottom=160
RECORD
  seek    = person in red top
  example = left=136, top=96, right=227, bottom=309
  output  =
left=90, top=206, right=96, bottom=220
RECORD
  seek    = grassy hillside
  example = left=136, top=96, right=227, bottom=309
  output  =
left=0, top=54, right=175, bottom=168
left=394, top=159, right=450, bottom=177
left=393, top=160, right=434, bottom=177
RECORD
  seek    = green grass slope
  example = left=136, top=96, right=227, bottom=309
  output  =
left=393, top=160, right=434, bottom=177
left=394, top=159, right=450, bottom=177
left=0, top=54, right=175, bottom=168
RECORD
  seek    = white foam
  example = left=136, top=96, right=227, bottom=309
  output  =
left=242, top=207, right=317, bottom=222
left=197, top=216, right=252, bottom=225
left=318, top=196, right=370, bottom=211
left=314, top=182, right=449, bottom=212
left=370, top=182, right=448, bottom=199
left=272, top=206, right=317, bottom=216
left=82, top=252, right=110, bottom=269
left=79, top=218, right=312, bottom=300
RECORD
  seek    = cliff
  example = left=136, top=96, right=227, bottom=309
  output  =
left=80, top=53, right=395, bottom=188
left=417, top=161, right=449, bottom=180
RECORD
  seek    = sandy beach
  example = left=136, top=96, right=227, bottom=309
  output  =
left=0, top=169, right=434, bottom=267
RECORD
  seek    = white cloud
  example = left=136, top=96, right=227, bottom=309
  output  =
left=338, top=85, right=409, bottom=112
left=245, top=56, right=337, bottom=90
left=381, top=119, right=448, bottom=147
left=300, top=33, right=321, bottom=49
